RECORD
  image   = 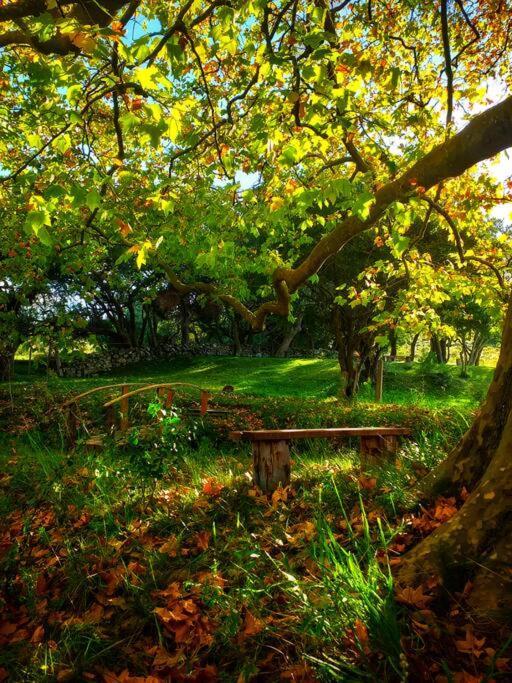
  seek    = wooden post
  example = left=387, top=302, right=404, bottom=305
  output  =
left=200, top=391, right=209, bottom=416
left=252, top=439, right=291, bottom=492
left=104, top=404, right=116, bottom=434
left=165, top=389, right=173, bottom=409
left=120, top=384, right=129, bottom=433
left=375, top=357, right=384, bottom=402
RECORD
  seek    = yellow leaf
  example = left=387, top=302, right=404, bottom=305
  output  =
left=269, top=196, right=285, bottom=212
left=70, top=32, right=97, bottom=53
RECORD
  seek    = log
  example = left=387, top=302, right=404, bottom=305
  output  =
left=252, top=439, right=291, bottom=492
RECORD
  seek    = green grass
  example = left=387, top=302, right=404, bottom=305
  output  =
left=8, top=355, right=494, bottom=409
left=0, top=353, right=509, bottom=682
left=0, top=430, right=427, bottom=681
left=1, top=425, right=508, bottom=681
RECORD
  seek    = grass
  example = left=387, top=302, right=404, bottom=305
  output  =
left=1, top=356, right=509, bottom=681
left=8, top=354, right=494, bottom=408
left=1, top=423, right=509, bottom=682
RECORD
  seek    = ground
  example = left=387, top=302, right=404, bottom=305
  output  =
left=1, top=357, right=510, bottom=682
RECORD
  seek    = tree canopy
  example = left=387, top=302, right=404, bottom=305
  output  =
left=1, top=0, right=511, bottom=337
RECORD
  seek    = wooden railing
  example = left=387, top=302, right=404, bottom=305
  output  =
left=63, top=382, right=210, bottom=449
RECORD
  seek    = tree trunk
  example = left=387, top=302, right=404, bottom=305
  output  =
left=408, top=332, right=420, bottom=362
left=0, top=350, right=15, bottom=381
left=430, top=334, right=449, bottom=363
left=468, top=332, right=486, bottom=366
left=232, top=315, right=242, bottom=356
left=275, top=313, right=303, bottom=357
left=389, top=328, right=397, bottom=360
left=398, top=297, right=512, bottom=617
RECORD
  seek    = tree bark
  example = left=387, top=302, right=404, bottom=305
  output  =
left=275, top=313, right=303, bottom=357
left=398, top=296, right=512, bottom=617
left=408, top=332, right=420, bottom=362
left=0, top=349, right=15, bottom=381
left=252, top=440, right=291, bottom=492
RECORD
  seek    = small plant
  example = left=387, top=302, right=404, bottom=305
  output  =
left=121, top=396, right=200, bottom=506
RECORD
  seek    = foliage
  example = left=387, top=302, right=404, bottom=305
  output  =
left=0, top=0, right=511, bottom=347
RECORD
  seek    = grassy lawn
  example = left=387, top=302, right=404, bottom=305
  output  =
left=9, top=355, right=494, bottom=409
left=1, top=428, right=508, bottom=681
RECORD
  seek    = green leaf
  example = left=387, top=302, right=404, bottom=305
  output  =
left=352, top=191, right=374, bottom=220
left=86, top=188, right=101, bottom=211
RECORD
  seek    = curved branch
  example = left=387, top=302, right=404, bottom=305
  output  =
left=159, top=96, right=512, bottom=329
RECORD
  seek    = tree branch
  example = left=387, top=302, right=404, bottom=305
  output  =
left=160, top=96, right=512, bottom=329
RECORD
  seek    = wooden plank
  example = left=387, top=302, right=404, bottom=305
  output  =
left=200, top=390, right=209, bottom=416
left=230, top=427, right=411, bottom=442
left=62, top=383, right=144, bottom=406
left=252, top=439, right=291, bottom=492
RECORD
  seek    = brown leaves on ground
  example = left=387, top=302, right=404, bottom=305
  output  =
left=1, top=443, right=511, bottom=683
left=396, top=584, right=434, bottom=609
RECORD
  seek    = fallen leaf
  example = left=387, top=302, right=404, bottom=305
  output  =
left=395, top=585, right=433, bottom=609
left=354, top=618, right=370, bottom=654
left=31, top=624, right=45, bottom=643
left=240, top=611, right=265, bottom=638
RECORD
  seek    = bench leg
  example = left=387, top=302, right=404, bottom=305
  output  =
left=252, top=440, right=290, bottom=492
left=360, top=434, right=399, bottom=466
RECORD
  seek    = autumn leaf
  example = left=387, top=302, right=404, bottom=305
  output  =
left=357, top=475, right=377, bottom=490
left=202, top=478, right=224, bottom=497
left=69, top=32, right=97, bottom=53
left=269, top=196, right=285, bottom=212
left=158, top=536, right=179, bottom=556
left=30, top=625, right=45, bottom=643
left=455, top=626, right=486, bottom=657
left=395, top=585, right=433, bottom=609
left=240, top=611, right=265, bottom=638
left=116, top=219, right=133, bottom=237
left=194, top=530, right=211, bottom=551
left=354, top=618, right=370, bottom=654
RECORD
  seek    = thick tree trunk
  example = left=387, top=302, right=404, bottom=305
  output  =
left=398, top=297, right=512, bottom=617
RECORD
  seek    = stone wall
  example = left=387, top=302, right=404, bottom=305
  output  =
left=59, top=343, right=180, bottom=377
left=58, top=343, right=336, bottom=377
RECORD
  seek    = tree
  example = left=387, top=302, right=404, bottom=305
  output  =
left=398, top=295, right=512, bottom=616
left=2, top=0, right=512, bottom=615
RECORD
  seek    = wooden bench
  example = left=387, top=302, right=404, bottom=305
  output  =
left=230, top=427, right=411, bottom=492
